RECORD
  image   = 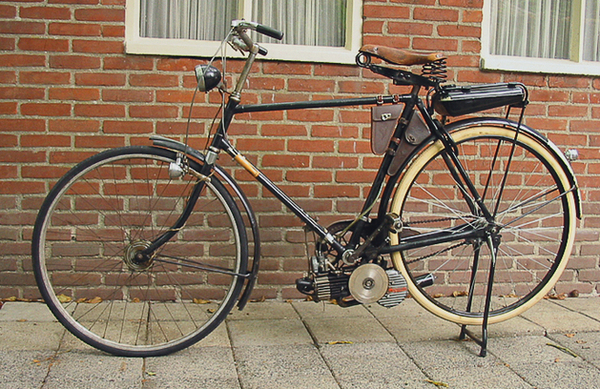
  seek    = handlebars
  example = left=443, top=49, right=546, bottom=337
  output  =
left=229, top=20, right=283, bottom=57
left=232, top=20, right=284, bottom=41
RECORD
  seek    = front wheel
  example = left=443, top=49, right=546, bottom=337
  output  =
left=389, top=123, right=577, bottom=325
left=32, top=146, right=248, bottom=356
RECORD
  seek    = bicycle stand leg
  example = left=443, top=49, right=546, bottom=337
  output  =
left=459, top=236, right=497, bottom=357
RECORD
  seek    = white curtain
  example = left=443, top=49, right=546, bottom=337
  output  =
left=490, top=0, right=571, bottom=59
left=139, top=0, right=237, bottom=41
left=583, top=0, right=600, bottom=61
left=139, top=0, right=347, bottom=48
left=490, top=0, right=600, bottom=62
left=252, top=0, right=346, bottom=47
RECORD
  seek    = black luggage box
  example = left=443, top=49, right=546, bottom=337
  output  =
left=432, top=82, right=528, bottom=117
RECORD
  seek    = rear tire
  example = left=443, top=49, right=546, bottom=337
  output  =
left=389, top=123, right=577, bottom=325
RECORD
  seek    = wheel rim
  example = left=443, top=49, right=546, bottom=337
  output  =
left=390, top=126, right=576, bottom=325
left=34, top=148, right=246, bottom=355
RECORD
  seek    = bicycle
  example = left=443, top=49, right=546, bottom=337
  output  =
left=32, top=20, right=581, bottom=357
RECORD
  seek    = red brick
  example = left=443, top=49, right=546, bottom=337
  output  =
left=249, top=77, right=286, bottom=90
left=18, top=38, right=69, bottom=52
left=155, top=90, right=197, bottom=103
left=74, top=103, right=125, bottom=117
left=288, top=79, right=335, bottom=93
left=287, top=109, right=334, bottom=122
left=262, top=154, right=309, bottom=168
left=48, top=22, right=102, bottom=36
left=0, top=150, right=46, bottom=163
left=0, top=70, right=17, bottom=84
left=20, top=6, right=71, bottom=20
left=339, top=81, right=385, bottom=94
left=0, top=119, right=45, bottom=132
left=440, top=0, right=483, bottom=7
left=130, top=74, right=179, bottom=88
left=49, top=119, right=100, bottom=132
left=364, top=5, right=410, bottom=18
left=21, top=103, right=71, bottom=117
left=263, top=62, right=312, bottom=75
left=104, top=120, right=153, bottom=134
left=0, top=134, right=18, bottom=147
left=288, top=139, right=334, bottom=153
left=49, top=87, right=100, bottom=101
left=262, top=124, right=307, bottom=137
left=286, top=170, right=332, bottom=182
left=0, top=54, right=45, bottom=67
left=336, top=170, right=377, bottom=183
left=50, top=55, right=101, bottom=69
left=75, top=73, right=126, bottom=86
left=103, top=56, right=153, bottom=70
left=388, top=22, right=433, bottom=36
left=20, top=71, right=70, bottom=85
left=21, top=165, right=69, bottom=179
left=313, top=156, right=358, bottom=169
left=72, top=39, right=123, bottom=54
left=156, top=58, right=201, bottom=72
left=0, top=21, right=45, bottom=34
left=21, top=134, right=70, bottom=147
left=129, top=105, right=178, bottom=118
left=414, top=7, right=459, bottom=22
left=102, top=25, right=124, bottom=37
left=103, top=89, right=153, bottom=102
left=0, top=102, right=17, bottom=115
left=0, top=37, right=15, bottom=50
left=413, top=37, right=459, bottom=51
left=0, top=87, right=45, bottom=100
left=236, top=139, right=285, bottom=152
left=74, top=8, right=124, bottom=22
left=75, top=135, right=125, bottom=148
left=438, top=25, right=480, bottom=38
left=0, top=5, right=16, bottom=18
left=314, top=184, right=360, bottom=198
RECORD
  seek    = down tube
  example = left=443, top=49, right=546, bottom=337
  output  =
left=231, top=151, right=346, bottom=255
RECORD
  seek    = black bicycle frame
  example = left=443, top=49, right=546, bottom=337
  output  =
left=201, top=85, right=489, bottom=258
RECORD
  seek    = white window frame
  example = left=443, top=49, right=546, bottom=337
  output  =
left=481, top=0, right=600, bottom=76
left=125, top=0, right=363, bottom=64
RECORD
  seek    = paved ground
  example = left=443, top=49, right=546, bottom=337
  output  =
left=1, top=297, right=600, bottom=389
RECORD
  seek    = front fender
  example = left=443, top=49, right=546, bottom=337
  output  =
left=150, top=136, right=261, bottom=310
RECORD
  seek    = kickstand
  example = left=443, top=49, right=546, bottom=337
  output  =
left=459, top=236, right=498, bottom=357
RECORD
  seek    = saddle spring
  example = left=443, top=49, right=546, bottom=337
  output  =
left=421, top=58, right=447, bottom=82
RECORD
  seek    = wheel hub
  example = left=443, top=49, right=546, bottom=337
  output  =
left=124, top=241, right=154, bottom=271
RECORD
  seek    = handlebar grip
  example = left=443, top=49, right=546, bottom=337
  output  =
left=255, top=23, right=284, bottom=40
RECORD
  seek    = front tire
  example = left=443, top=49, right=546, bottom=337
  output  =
left=32, top=146, right=248, bottom=356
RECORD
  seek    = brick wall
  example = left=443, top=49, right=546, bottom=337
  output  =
left=1, top=0, right=599, bottom=300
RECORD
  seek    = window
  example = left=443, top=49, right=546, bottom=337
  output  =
left=481, top=0, right=600, bottom=75
left=125, top=0, right=363, bottom=64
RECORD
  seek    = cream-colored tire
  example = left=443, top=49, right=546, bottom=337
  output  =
left=389, top=123, right=577, bottom=325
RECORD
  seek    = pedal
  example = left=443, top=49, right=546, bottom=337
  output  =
left=377, top=269, right=408, bottom=308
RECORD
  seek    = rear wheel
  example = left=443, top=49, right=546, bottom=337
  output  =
left=389, top=123, right=577, bottom=325
left=32, top=146, right=248, bottom=356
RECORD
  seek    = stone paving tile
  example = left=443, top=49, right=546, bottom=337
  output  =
left=520, top=299, right=600, bottom=333
left=546, top=331, right=600, bottom=369
left=0, top=350, right=55, bottom=389
left=319, top=341, right=431, bottom=389
left=488, top=335, right=600, bottom=389
left=144, top=347, right=240, bottom=389
left=303, top=315, right=395, bottom=344
left=401, top=339, right=533, bottom=389
left=226, top=317, right=313, bottom=347
left=43, top=350, right=143, bottom=389
left=554, top=297, right=600, bottom=322
left=233, top=344, right=339, bottom=389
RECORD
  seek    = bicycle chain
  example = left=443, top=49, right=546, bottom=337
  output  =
left=402, top=215, right=477, bottom=265
left=404, top=214, right=476, bottom=226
